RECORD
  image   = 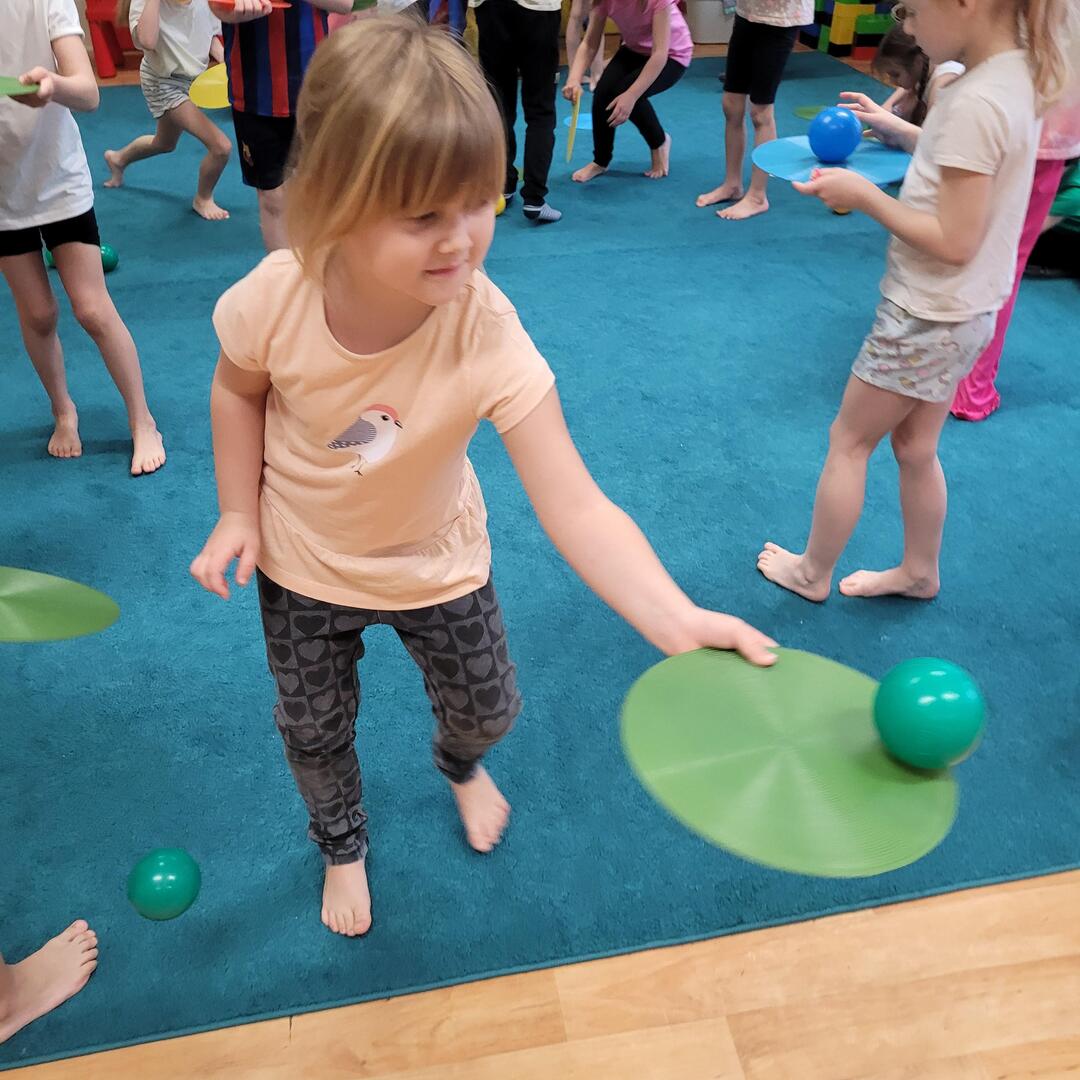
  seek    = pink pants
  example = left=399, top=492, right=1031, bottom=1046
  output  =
left=951, top=157, right=1067, bottom=421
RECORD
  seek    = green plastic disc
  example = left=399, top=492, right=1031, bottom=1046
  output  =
left=0, top=76, right=40, bottom=97
left=0, top=566, right=119, bottom=643
left=794, top=104, right=827, bottom=120
left=621, top=648, right=957, bottom=878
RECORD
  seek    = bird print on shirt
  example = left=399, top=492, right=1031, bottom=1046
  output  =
left=327, top=404, right=403, bottom=475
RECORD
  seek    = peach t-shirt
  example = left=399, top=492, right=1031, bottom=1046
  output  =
left=212, top=251, right=555, bottom=610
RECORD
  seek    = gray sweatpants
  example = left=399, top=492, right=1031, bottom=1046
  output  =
left=257, top=572, right=521, bottom=864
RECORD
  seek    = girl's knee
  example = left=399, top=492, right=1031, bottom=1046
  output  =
left=722, top=94, right=747, bottom=123
left=210, top=133, right=232, bottom=161
left=69, top=291, right=117, bottom=338
left=828, top=417, right=879, bottom=458
left=748, top=103, right=775, bottom=129
left=23, top=295, right=60, bottom=338
left=890, top=428, right=937, bottom=468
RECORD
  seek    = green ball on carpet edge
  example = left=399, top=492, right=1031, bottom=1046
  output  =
left=127, top=848, right=201, bottom=920
left=873, top=658, right=985, bottom=771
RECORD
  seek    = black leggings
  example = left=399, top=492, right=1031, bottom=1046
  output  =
left=590, top=46, right=686, bottom=167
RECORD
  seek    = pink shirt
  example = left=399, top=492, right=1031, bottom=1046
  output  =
left=594, top=0, right=693, bottom=68
left=1038, top=93, right=1080, bottom=160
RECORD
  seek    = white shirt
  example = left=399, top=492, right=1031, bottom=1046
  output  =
left=0, top=0, right=93, bottom=231
left=881, top=50, right=1040, bottom=322
left=736, top=0, right=813, bottom=29
left=130, top=0, right=220, bottom=81
left=469, top=0, right=563, bottom=13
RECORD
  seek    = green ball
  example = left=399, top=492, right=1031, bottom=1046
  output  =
left=100, top=243, right=118, bottom=273
left=127, top=848, right=201, bottom=920
left=873, top=658, right=985, bottom=771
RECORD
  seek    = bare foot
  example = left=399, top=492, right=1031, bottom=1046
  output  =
left=644, top=134, right=671, bottom=179
left=717, top=193, right=769, bottom=221
left=696, top=181, right=743, bottom=208
left=572, top=162, right=607, bottom=184
left=103, top=150, right=125, bottom=188
left=130, top=424, right=166, bottom=476
left=757, top=542, right=831, bottom=602
left=0, top=921, right=98, bottom=1044
left=451, top=766, right=510, bottom=853
left=48, top=408, right=82, bottom=460
left=321, top=862, right=372, bottom=937
left=192, top=196, right=229, bottom=222
left=839, top=566, right=939, bottom=600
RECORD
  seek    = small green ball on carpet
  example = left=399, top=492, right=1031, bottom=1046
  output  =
left=127, top=848, right=202, bottom=921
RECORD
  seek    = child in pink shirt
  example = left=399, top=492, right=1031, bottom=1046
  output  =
left=952, top=92, right=1080, bottom=420
left=564, top=0, right=692, bottom=183
left=191, top=19, right=776, bottom=939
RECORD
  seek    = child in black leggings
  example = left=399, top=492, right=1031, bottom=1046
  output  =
left=696, top=0, right=812, bottom=220
left=564, top=0, right=693, bottom=183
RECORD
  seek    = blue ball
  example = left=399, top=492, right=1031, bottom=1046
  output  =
left=808, top=106, right=863, bottom=164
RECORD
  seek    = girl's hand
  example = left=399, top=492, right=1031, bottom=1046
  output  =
left=562, top=79, right=582, bottom=103
left=12, top=68, right=55, bottom=108
left=670, top=609, right=779, bottom=666
left=210, top=0, right=273, bottom=23
left=838, top=90, right=907, bottom=144
left=793, top=167, right=876, bottom=213
left=190, top=511, right=261, bottom=600
left=606, top=90, right=638, bottom=127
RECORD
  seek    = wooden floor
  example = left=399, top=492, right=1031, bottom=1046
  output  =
left=12, top=870, right=1080, bottom=1079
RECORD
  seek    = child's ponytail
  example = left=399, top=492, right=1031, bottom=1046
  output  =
left=1021, top=0, right=1076, bottom=110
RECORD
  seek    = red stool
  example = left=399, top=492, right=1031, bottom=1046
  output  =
left=86, top=0, right=136, bottom=79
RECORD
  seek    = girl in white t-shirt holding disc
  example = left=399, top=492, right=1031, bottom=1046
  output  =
left=0, top=0, right=166, bottom=475
left=105, top=0, right=232, bottom=222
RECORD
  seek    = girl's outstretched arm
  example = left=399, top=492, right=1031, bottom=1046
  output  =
left=795, top=165, right=993, bottom=265
left=502, top=388, right=778, bottom=664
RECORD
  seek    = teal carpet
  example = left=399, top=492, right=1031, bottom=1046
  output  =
left=2, top=53, right=1078, bottom=1069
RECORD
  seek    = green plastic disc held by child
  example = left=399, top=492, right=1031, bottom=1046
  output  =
left=127, top=848, right=201, bottom=920
left=873, top=658, right=985, bottom=771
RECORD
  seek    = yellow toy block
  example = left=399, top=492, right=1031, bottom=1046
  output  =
left=829, top=2, right=875, bottom=44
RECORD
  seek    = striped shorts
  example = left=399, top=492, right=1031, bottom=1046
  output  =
left=139, top=64, right=193, bottom=119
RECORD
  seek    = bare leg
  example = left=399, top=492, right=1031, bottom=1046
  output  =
left=166, top=101, right=232, bottom=220
left=840, top=398, right=951, bottom=599
left=717, top=102, right=775, bottom=221
left=52, top=243, right=166, bottom=475
left=1, top=253, right=81, bottom=458
left=104, top=112, right=181, bottom=188
left=758, top=377, right=916, bottom=601
left=697, top=92, right=746, bottom=207
left=0, top=923, right=98, bottom=1044
left=257, top=185, right=288, bottom=252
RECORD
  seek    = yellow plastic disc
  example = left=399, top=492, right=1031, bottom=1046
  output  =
left=189, top=64, right=229, bottom=111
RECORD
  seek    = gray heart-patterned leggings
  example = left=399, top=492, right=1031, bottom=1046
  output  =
left=257, top=571, right=521, bottom=865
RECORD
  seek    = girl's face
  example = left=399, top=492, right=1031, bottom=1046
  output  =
left=897, top=0, right=963, bottom=65
left=878, top=61, right=917, bottom=90
left=340, top=195, right=497, bottom=309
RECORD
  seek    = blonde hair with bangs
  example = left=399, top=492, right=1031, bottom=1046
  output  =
left=286, top=18, right=505, bottom=274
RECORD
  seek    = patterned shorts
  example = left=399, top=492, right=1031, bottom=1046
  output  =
left=852, top=299, right=997, bottom=404
left=140, top=64, right=193, bottom=119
